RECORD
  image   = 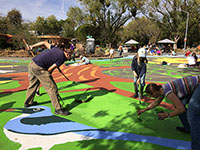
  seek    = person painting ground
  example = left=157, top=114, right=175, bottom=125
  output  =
left=24, top=42, right=72, bottom=116
left=137, top=75, right=200, bottom=150
left=24, top=40, right=58, bottom=96
left=79, top=55, right=91, bottom=65
left=68, top=55, right=91, bottom=66
left=23, top=39, right=73, bottom=96
left=131, top=47, right=148, bottom=99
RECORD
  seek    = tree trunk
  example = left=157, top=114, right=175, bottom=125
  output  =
left=173, top=36, right=179, bottom=50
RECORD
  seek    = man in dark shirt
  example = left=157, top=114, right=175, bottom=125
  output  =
left=24, top=45, right=72, bottom=116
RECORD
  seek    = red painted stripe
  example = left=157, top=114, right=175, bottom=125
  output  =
left=0, top=109, right=15, bottom=112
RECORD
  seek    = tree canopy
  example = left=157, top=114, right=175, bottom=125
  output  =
left=0, top=0, right=200, bottom=50
left=69, top=0, right=146, bottom=46
left=142, top=0, right=200, bottom=48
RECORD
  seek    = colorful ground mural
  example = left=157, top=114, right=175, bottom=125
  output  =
left=0, top=55, right=199, bottom=150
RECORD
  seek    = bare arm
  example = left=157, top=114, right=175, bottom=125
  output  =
left=133, top=71, right=137, bottom=78
left=47, top=64, right=70, bottom=81
left=22, top=39, right=35, bottom=57
left=30, top=41, right=52, bottom=50
left=138, top=95, right=164, bottom=114
left=79, top=59, right=84, bottom=64
left=157, top=93, right=186, bottom=120
left=48, top=64, right=57, bottom=74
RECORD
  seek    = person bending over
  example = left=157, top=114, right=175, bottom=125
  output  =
left=24, top=42, right=72, bottom=116
left=131, top=47, right=148, bottom=99
left=138, top=75, right=200, bottom=150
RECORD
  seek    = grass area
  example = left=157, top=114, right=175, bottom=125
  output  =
left=0, top=57, right=192, bottom=150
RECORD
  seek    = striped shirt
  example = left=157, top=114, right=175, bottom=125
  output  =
left=162, top=76, right=200, bottom=99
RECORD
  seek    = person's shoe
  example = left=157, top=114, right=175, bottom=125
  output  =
left=36, top=91, right=41, bottom=96
left=55, top=109, right=71, bottom=116
left=24, top=101, right=38, bottom=108
left=176, top=126, right=190, bottom=133
left=133, top=93, right=138, bottom=98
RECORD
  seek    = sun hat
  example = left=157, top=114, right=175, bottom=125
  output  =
left=138, top=47, right=147, bottom=57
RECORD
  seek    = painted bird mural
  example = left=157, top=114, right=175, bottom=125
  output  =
left=4, top=106, right=191, bottom=150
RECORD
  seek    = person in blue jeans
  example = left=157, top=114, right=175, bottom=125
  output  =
left=137, top=75, right=200, bottom=150
left=131, top=47, right=148, bottom=99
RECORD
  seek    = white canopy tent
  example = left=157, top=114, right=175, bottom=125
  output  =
left=157, top=39, right=175, bottom=44
left=125, top=39, right=139, bottom=45
left=157, top=39, right=175, bottom=53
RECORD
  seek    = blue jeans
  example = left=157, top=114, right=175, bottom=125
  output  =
left=179, top=95, right=191, bottom=132
left=133, top=73, right=146, bottom=87
left=187, top=84, right=200, bottom=150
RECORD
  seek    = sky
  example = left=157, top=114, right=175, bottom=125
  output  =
left=0, top=0, right=81, bottom=22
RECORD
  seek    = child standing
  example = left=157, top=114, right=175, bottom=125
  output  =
left=109, top=47, right=115, bottom=62
left=131, top=47, right=148, bottom=98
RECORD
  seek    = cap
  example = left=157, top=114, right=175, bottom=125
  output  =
left=138, top=48, right=147, bottom=57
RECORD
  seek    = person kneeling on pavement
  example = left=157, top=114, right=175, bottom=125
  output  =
left=138, top=75, right=200, bottom=150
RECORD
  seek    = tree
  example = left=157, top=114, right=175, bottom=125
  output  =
left=67, top=7, right=90, bottom=27
left=4, top=9, right=32, bottom=50
left=6, top=9, right=22, bottom=34
left=121, top=17, right=161, bottom=45
left=72, top=0, right=146, bottom=46
left=46, top=15, right=62, bottom=35
left=0, top=15, right=8, bottom=34
left=31, top=15, right=62, bottom=36
left=60, top=19, right=75, bottom=38
left=74, top=24, right=97, bottom=41
left=142, top=0, right=200, bottom=49
left=31, top=16, right=47, bottom=35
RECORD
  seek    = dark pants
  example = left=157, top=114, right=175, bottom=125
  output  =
left=179, top=84, right=200, bottom=149
left=187, top=84, right=200, bottom=150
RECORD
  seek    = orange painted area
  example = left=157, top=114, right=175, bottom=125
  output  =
left=77, top=66, right=91, bottom=75
left=0, top=63, right=174, bottom=110
left=79, top=75, right=88, bottom=80
left=90, top=70, right=98, bottom=78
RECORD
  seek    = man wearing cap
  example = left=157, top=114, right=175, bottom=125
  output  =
left=131, top=47, right=148, bottom=99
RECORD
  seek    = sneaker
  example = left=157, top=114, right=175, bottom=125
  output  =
left=24, top=101, right=38, bottom=108
left=133, top=93, right=138, bottom=98
left=176, top=126, right=190, bottom=133
left=36, top=91, right=41, bottom=96
left=75, top=99, right=85, bottom=103
left=55, top=109, right=71, bottom=116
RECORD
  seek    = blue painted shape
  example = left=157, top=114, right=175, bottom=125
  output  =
left=76, top=130, right=191, bottom=149
left=4, top=106, right=95, bottom=134
left=4, top=106, right=191, bottom=149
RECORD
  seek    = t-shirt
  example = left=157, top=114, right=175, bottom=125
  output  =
left=70, top=44, right=74, bottom=50
left=81, top=56, right=90, bottom=64
left=187, top=56, right=196, bottom=65
left=33, top=47, right=66, bottom=69
left=162, top=76, right=200, bottom=99
left=110, top=49, right=114, bottom=54
left=118, top=45, right=122, bottom=51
